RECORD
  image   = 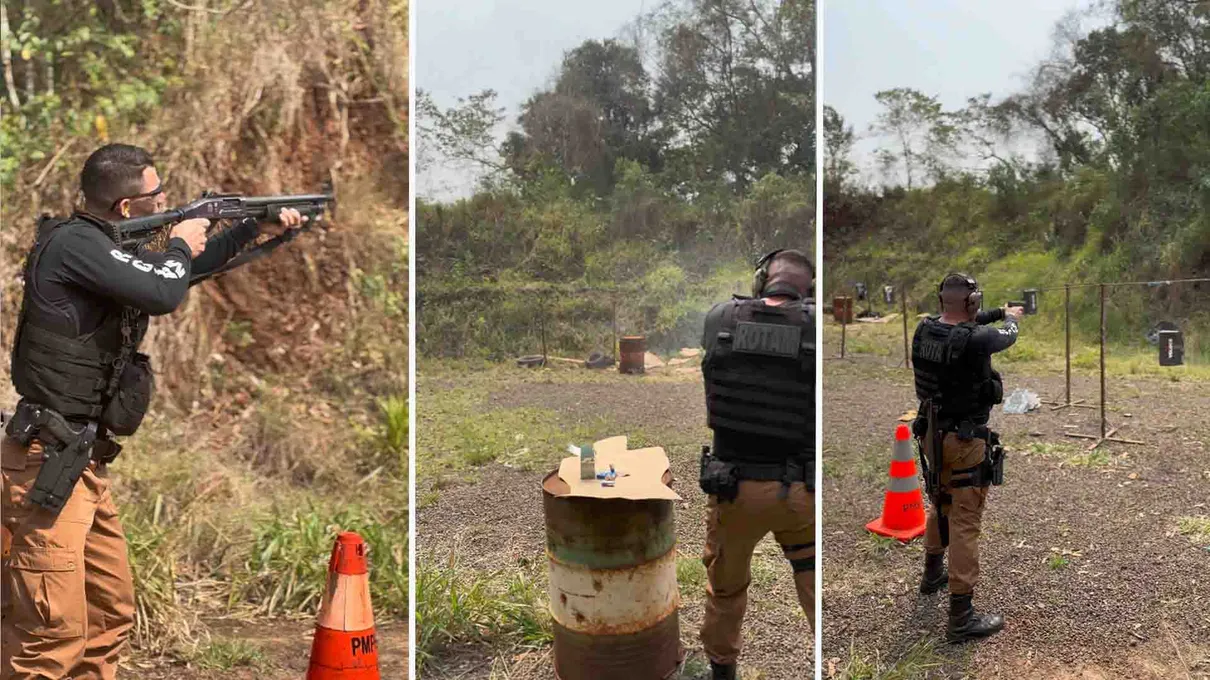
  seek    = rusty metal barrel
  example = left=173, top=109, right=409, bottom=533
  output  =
left=832, top=296, right=854, bottom=323
left=542, top=471, right=682, bottom=680
left=618, top=335, right=646, bottom=374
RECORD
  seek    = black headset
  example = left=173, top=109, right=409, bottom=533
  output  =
left=938, top=273, right=982, bottom=312
left=753, top=249, right=785, bottom=297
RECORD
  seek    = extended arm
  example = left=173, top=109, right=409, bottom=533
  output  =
left=975, top=308, right=1005, bottom=325
left=970, top=315, right=1019, bottom=354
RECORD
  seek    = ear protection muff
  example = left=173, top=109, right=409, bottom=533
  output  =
left=938, top=273, right=982, bottom=312
left=753, top=249, right=784, bottom=297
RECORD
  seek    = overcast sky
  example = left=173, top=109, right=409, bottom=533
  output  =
left=824, top=0, right=1100, bottom=184
left=417, top=0, right=651, bottom=200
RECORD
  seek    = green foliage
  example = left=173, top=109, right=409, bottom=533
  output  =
left=237, top=505, right=408, bottom=618
left=1176, top=516, right=1210, bottom=550
left=835, top=637, right=947, bottom=680
left=1047, top=553, right=1071, bottom=570
left=417, top=1, right=814, bottom=360
left=189, top=639, right=270, bottom=671
left=827, top=2, right=1210, bottom=354
left=676, top=554, right=707, bottom=594
left=416, top=556, right=552, bottom=673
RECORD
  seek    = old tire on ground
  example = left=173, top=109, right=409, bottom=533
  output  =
left=584, top=352, right=614, bottom=369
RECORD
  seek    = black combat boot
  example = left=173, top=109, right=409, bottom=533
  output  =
left=919, top=552, right=947, bottom=594
left=710, top=661, right=737, bottom=680
left=947, top=592, right=1004, bottom=643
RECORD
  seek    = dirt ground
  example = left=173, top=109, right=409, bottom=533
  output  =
left=416, top=363, right=815, bottom=680
left=123, top=619, right=408, bottom=679
left=822, top=349, right=1210, bottom=679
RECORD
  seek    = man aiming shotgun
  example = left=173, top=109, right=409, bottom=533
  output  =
left=1, top=142, right=327, bottom=679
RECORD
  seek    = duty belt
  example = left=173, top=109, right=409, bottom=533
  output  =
left=4, top=401, right=122, bottom=513
left=734, top=459, right=812, bottom=498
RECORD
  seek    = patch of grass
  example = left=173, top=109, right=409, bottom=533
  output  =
left=677, top=654, right=710, bottom=679
left=1022, top=441, right=1082, bottom=458
left=750, top=549, right=783, bottom=588
left=834, top=637, right=946, bottom=679
left=677, top=554, right=707, bottom=594
left=851, top=441, right=894, bottom=485
left=234, top=505, right=409, bottom=618
left=1177, top=516, right=1210, bottom=549
left=378, top=394, right=409, bottom=473
left=123, top=506, right=197, bottom=654
left=1063, top=449, right=1114, bottom=469
left=416, top=554, right=552, bottom=674
left=190, top=639, right=270, bottom=671
left=1023, top=440, right=1114, bottom=468
left=417, top=372, right=628, bottom=481
left=1047, top=554, right=1071, bottom=570
left=858, top=533, right=903, bottom=559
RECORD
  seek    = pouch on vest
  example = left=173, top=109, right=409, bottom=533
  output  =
left=699, top=446, right=740, bottom=502
left=99, top=352, right=153, bottom=436
left=984, top=370, right=1004, bottom=405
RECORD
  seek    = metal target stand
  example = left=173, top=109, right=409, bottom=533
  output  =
left=1044, top=284, right=1097, bottom=412
left=1063, top=285, right=1146, bottom=450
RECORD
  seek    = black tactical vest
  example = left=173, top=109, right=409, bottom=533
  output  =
left=911, top=316, right=1002, bottom=424
left=702, top=297, right=815, bottom=459
left=10, top=216, right=145, bottom=422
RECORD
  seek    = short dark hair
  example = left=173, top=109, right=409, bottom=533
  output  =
left=80, top=143, right=155, bottom=210
left=766, top=249, right=814, bottom=296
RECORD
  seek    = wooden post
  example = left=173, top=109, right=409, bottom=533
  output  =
left=611, top=295, right=618, bottom=360
left=540, top=295, right=548, bottom=366
left=840, top=313, right=847, bottom=359
left=1099, top=283, right=1107, bottom=439
left=901, top=287, right=910, bottom=369
left=1065, top=283, right=1071, bottom=405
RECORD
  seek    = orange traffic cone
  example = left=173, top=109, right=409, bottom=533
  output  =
left=865, top=424, right=927, bottom=542
left=306, top=532, right=380, bottom=679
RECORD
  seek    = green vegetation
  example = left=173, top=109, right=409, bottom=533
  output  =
left=189, top=639, right=270, bottom=671
left=1176, top=516, right=1210, bottom=550
left=824, top=320, right=1210, bottom=381
left=1047, top=554, right=1072, bottom=570
left=834, top=638, right=948, bottom=680
left=0, top=0, right=409, bottom=664
left=677, top=553, right=708, bottom=595
left=417, top=0, right=814, bottom=359
left=825, top=1, right=1210, bottom=365
left=416, top=556, right=552, bottom=674
left=859, top=534, right=903, bottom=559
left=416, top=359, right=706, bottom=486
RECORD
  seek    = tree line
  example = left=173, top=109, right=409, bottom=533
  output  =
left=417, top=0, right=815, bottom=287
left=825, top=0, right=1210, bottom=320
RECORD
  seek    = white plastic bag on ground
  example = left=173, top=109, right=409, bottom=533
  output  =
left=1002, top=388, right=1041, bottom=414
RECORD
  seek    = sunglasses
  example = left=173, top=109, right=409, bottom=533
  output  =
left=110, top=183, right=165, bottom=213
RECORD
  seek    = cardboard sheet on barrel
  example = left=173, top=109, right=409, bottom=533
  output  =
left=555, top=436, right=681, bottom=501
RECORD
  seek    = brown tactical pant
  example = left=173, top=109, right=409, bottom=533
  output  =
left=922, top=433, right=990, bottom=595
left=1, top=436, right=135, bottom=680
left=700, top=480, right=814, bottom=665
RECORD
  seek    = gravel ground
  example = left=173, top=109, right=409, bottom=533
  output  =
left=822, top=353, right=1210, bottom=679
left=417, top=365, right=815, bottom=680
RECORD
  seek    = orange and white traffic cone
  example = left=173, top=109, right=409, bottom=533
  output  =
left=306, top=532, right=380, bottom=680
left=865, top=424, right=927, bottom=542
